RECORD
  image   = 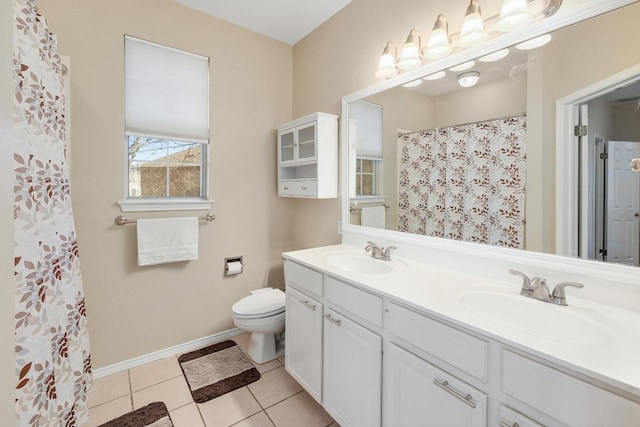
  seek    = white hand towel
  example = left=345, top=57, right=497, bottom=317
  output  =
left=137, top=217, right=198, bottom=266
left=361, top=206, right=386, bottom=229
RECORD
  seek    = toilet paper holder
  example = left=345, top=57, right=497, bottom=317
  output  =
left=225, top=256, right=244, bottom=276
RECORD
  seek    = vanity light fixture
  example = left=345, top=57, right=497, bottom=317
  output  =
left=495, top=0, right=532, bottom=32
left=458, top=0, right=489, bottom=48
left=375, top=41, right=399, bottom=79
left=423, top=71, right=447, bottom=80
left=515, top=33, right=552, bottom=50
left=398, top=29, right=423, bottom=71
left=402, top=79, right=422, bottom=88
left=424, top=14, right=452, bottom=59
left=449, top=60, right=476, bottom=72
left=478, top=48, right=510, bottom=62
left=457, top=71, right=480, bottom=88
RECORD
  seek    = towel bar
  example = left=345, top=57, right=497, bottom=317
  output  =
left=114, top=213, right=215, bottom=226
left=350, top=204, right=389, bottom=213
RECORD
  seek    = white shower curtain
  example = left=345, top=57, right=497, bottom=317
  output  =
left=398, top=116, right=527, bottom=248
left=13, top=0, right=92, bottom=425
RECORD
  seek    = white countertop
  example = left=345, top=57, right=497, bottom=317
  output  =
left=283, top=244, right=640, bottom=398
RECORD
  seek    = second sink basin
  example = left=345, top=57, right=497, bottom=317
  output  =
left=459, top=291, right=611, bottom=346
left=323, top=252, right=405, bottom=274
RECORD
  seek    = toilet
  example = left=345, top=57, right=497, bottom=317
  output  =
left=232, top=287, right=286, bottom=364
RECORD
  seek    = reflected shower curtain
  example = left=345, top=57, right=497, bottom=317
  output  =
left=13, top=0, right=92, bottom=425
left=398, top=116, right=527, bottom=248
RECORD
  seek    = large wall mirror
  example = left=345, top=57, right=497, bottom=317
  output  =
left=344, top=1, right=640, bottom=267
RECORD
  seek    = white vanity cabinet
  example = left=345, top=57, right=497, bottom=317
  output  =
left=323, top=307, right=382, bottom=427
left=277, top=112, right=338, bottom=198
left=284, top=286, right=323, bottom=402
left=385, top=343, right=487, bottom=427
left=284, top=259, right=383, bottom=427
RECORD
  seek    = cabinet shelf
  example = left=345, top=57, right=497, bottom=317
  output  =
left=277, top=112, right=338, bottom=199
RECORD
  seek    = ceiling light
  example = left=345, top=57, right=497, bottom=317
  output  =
left=458, top=71, right=480, bottom=88
left=423, top=71, right=447, bottom=81
left=458, top=0, right=488, bottom=48
left=495, top=0, right=532, bottom=32
left=478, top=48, right=510, bottom=62
left=449, top=61, right=475, bottom=72
left=515, top=34, right=552, bottom=50
left=402, top=79, right=422, bottom=88
left=397, top=29, right=422, bottom=71
left=375, top=41, right=398, bottom=79
left=424, top=14, right=452, bottom=60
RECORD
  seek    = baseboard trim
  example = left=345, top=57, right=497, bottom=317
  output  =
left=92, top=328, right=243, bottom=379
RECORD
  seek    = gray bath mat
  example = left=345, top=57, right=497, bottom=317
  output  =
left=178, top=340, right=261, bottom=403
left=98, top=401, right=172, bottom=427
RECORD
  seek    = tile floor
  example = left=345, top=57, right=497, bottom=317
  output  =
left=86, top=333, right=338, bottom=427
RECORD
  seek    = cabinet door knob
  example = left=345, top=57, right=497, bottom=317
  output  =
left=283, top=186, right=289, bottom=190
left=300, top=300, right=316, bottom=310
left=433, top=379, right=477, bottom=408
left=301, top=186, right=307, bottom=190
left=322, top=313, right=342, bottom=326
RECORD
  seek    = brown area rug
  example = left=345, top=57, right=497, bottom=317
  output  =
left=178, top=340, right=261, bottom=403
left=98, top=401, right=173, bottom=427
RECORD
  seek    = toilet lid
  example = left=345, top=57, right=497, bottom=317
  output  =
left=232, top=288, right=285, bottom=317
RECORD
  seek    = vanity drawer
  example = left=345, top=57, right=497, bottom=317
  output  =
left=325, top=276, right=383, bottom=327
left=502, top=350, right=640, bottom=427
left=284, top=260, right=323, bottom=297
left=499, top=405, right=544, bottom=427
left=279, top=180, right=318, bottom=197
left=388, top=302, right=488, bottom=381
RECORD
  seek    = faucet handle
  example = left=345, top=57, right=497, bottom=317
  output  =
left=382, top=246, right=397, bottom=260
left=550, top=282, right=584, bottom=306
left=509, top=270, right=532, bottom=295
left=365, top=241, right=376, bottom=251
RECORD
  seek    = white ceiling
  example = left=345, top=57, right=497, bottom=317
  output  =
left=171, top=0, right=352, bottom=45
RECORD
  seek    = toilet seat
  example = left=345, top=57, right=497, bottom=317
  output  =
left=232, top=288, right=285, bottom=319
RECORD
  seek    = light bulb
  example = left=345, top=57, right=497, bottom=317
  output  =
left=495, top=0, right=532, bottom=32
left=459, top=0, right=488, bottom=48
left=424, top=14, right=452, bottom=60
left=398, top=29, right=422, bottom=71
left=375, top=42, right=398, bottom=79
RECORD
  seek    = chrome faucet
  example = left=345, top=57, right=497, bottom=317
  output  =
left=509, top=270, right=584, bottom=306
left=365, top=241, right=396, bottom=261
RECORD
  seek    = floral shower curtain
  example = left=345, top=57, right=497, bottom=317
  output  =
left=398, top=115, right=527, bottom=248
left=13, top=0, right=92, bottom=425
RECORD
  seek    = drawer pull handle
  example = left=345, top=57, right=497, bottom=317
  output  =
left=300, top=300, right=316, bottom=310
left=433, top=379, right=476, bottom=409
left=500, top=422, right=520, bottom=427
left=284, top=186, right=289, bottom=190
left=302, top=186, right=307, bottom=190
left=323, top=313, right=342, bottom=326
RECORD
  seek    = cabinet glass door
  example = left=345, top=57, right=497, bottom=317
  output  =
left=279, top=130, right=295, bottom=164
left=297, top=123, right=316, bottom=162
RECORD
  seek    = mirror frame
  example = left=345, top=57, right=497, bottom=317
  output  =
left=340, top=0, right=640, bottom=285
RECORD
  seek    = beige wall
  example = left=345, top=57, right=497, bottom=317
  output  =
left=292, top=0, right=639, bottom=251
left=1, top=0, right=16, bottom=420
left=38, top=0, right=294, bottom=368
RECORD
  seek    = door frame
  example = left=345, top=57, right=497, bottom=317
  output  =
left=556, top=64, right=640, bottom=257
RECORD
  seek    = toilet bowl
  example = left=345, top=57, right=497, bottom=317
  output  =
left=232, top=288, right=285, bottom=364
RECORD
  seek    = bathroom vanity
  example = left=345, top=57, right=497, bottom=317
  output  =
left=283, top=244, right=640, bottom=427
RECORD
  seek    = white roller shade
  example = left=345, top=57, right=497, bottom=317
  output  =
left=125, top=36, right=209, bottom=143
left=350, top=100, right=382, bottom=159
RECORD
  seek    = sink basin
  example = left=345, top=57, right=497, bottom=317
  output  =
left=323, top=252, right=403, bottom=274
left=459, top=291, right=611, bottom=346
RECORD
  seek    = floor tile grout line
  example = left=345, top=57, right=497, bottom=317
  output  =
left=263, top=408, right=277, bottom=427
left=261, top=389, right=306, bottom=411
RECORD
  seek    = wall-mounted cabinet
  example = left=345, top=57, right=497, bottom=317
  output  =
left=277, top=112, right=338, bottom=198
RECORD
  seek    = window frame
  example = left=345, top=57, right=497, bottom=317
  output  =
left=354, top=157, right=381, bottom=197
left=118, top=36, right=212, bottom=213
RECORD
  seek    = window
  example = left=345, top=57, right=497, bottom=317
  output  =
left=120, top=36, right=210, bottom=212
left=355, top=158, right=380, bottom=196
